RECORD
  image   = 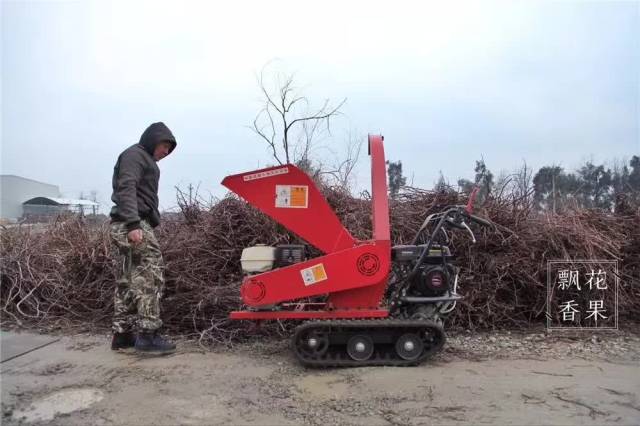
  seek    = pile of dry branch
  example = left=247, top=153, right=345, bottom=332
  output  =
left=1, top=188, right=638, bottom=344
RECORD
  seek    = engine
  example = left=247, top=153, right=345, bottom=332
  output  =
left=241, top=244, right=307, bottom=274
left=391, top=245, right=455, bottom=297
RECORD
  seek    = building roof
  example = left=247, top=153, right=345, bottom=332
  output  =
left=23, top=197, right=99, bottom=206
left=0, top=174, right=60, bottom=188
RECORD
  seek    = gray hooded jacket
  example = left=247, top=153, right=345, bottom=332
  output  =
left=110, top=122, right=177, bottom=231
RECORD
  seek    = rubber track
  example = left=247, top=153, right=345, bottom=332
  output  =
left=292, top=319, right=445, bottom=368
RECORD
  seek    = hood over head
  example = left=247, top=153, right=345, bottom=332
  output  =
left=138, top=122, right=177, bottom=156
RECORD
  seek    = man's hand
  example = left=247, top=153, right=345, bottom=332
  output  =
left=127, top=229, right=143, bottom=245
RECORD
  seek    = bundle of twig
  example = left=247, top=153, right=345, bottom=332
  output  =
left=1, top=188, right=638, bottom=345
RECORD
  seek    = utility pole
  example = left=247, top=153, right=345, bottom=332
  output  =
left=552, top=173, right=556, bottom=214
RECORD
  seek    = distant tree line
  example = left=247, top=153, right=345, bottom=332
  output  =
left=387, top=156, right=640, bottom=213
left=530, top=156, right=640, bottom=212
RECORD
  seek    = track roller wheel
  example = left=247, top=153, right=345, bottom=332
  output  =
left=346, top=334, right=374, bottom=361
left=296, top=329, right=329, bottom=359
left=395, top=333, right=424, bottom=361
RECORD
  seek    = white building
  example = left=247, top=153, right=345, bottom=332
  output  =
left=1, top=175, right=61, bottom=222
left=0, top=175, right=99, bottom=222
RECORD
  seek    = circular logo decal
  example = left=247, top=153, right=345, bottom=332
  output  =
left=357, top=253, right=380, bottom=276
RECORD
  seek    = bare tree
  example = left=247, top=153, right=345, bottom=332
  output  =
left=250, top=63, right=346, bottom=165
left=513, top=161, right=534, bottom=205
left=316, top=129, right=364, bottom=190
left=494, top=161, right=535, bottom=208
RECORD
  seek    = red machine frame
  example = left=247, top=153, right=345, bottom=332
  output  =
left=222, top=135, right=391, bottom=321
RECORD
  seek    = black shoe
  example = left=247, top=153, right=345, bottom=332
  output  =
left=135, top=331, right=176, bottom=354
left=111, top=332, right=136, bottom=350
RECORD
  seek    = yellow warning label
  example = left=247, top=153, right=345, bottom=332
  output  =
left=311, top=264, right=327, bottom=281
left=301, top=263, right=328, bottom=286
left=290, top=186, right=308, bottom=207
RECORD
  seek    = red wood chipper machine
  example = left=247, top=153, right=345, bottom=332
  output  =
left=221, top=135, right=490, bottom=367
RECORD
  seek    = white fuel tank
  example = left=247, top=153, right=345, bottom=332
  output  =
left=240, top=244, right=276, bottom=273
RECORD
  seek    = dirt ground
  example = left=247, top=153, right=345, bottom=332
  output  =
left=1, top=328, right=639, bottom=425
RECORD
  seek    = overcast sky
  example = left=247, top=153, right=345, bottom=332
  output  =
left=2, top=0, right=639, bottom=213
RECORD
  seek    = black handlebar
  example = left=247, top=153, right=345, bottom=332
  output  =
left=411, top=206, right=492, bottom=245
left=468, top=214, right=492, bottom=227
left=445, top=209, right=492, bottom=230
left=406, top=207, right=493, bottom=283
left=445, top=218, right=467, bottom=230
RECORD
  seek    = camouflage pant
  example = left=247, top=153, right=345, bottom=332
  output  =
left=110, top=220, right=165, bottom=333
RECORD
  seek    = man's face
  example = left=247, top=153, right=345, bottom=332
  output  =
left=153, top=141, right=173, bottom=161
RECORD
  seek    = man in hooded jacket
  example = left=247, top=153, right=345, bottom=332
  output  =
left=109, top=122, right=177, bottom=354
